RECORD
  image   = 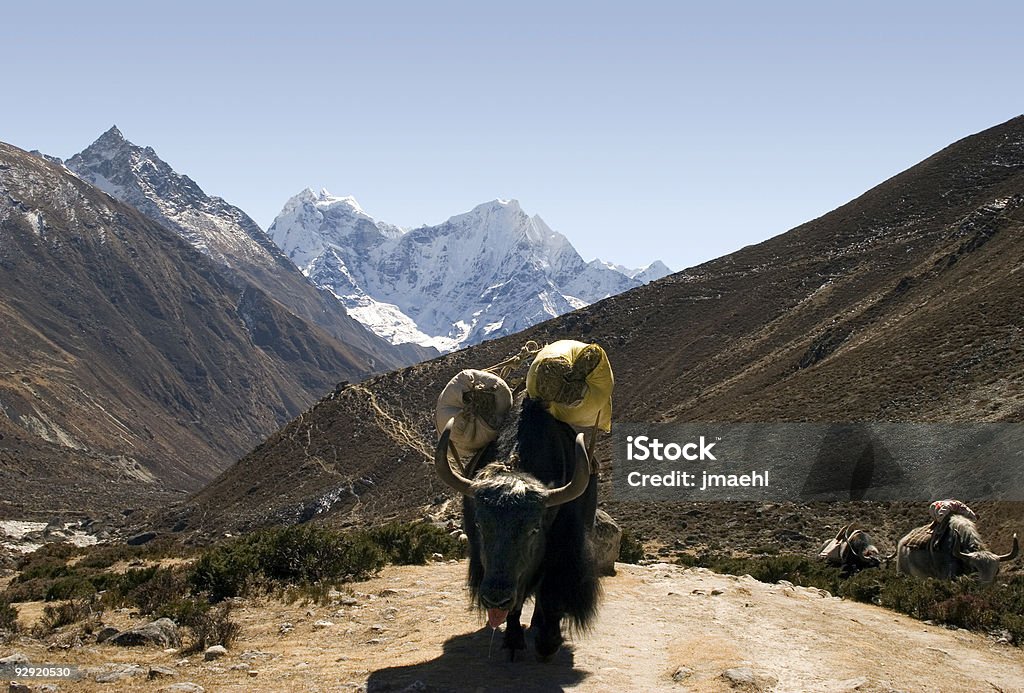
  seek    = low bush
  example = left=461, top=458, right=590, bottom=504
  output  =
left=366, top=522, right=465, bottom=565
left=189, top=521, right=460, bottom=602
left=0, top=600, right=19, bottom=634
left=76, top=537, right=181, bottom=570
left=617, top=530, right=645, bottom=564
left=1, top=520, right=463, bottom=646
left=124, top=567, right=187, bottom=615
left=181, top=602, right=241, bottom=653
left=684, top=552, right=1024, bottom=644
left=39, top=597, right=102, bottom=632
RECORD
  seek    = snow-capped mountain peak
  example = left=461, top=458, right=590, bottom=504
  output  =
left=598, top=259, right=673, bottom=284
left=269, top=193, right=669, bottom=352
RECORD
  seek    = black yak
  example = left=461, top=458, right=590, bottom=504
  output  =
left=434, top=396, right=600, bottom=661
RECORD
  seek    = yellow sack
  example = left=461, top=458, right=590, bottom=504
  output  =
left=526, top=340, right=613, bottom=432
left=435, top=369, right=513, bottom=453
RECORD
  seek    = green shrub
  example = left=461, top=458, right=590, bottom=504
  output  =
left=3, top=578, right=52, bottom=603
left=254, top=524, right=383, bottom=583
left=188, top=538, right=262, bottom=602
left=45, top=575, right=96, bottom=601
left=188, top=523, right=389, bottom=601
left=76, top=537, right=181, bottom=569
left=180, top=602, right=241, bottom=653
left=39, top=598, right=100, bottom=631
left=837, top=571, right=884, bottom=604
left=618, top=530, right=645, bottom=564
left=76, top=543, right=140, bottom=569
left=366, top=523, right=465, bottom=565
left=13, top=556, right=71, bottom=583
left=0, top=601, right=19, bottom=633
left=123, top=567, right=187, bottom=615
left=16, top=542, right=77, bottom=570
left=689, top=553, right=1024, bottom=645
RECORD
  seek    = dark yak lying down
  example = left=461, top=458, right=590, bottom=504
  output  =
left=435, top=396, right=600, bottom=661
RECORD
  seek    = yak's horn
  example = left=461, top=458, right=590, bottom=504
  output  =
left=999, top=533, right=1020, bottom=562
left=835, top=523, right=851, bottom=543
left=545, top=433, right=592, bottom=507
left=435, top=418, right=474, bottom=497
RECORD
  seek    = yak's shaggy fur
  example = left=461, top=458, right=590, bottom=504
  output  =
left=463, top=397, right=600, bottom=638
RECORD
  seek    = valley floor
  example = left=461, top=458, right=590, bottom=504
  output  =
left=6, top=560, right=1024, bottom=692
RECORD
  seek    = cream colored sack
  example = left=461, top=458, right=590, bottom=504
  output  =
left=526, top=340, right=613, bottom=432
left=435, top=369, right=513, bottom=452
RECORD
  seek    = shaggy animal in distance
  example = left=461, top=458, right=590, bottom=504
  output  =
left=896, top=514, right=1019, bottom=583
left=818, top=523, right=883, bottom=576
left=434, top=396, right=599, bottom=661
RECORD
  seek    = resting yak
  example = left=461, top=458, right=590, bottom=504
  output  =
left=818, top=523, right=883, bottom=576
left=896, top=514, right=1019, bottom=584
left=434, top=396, right=599, bottom=661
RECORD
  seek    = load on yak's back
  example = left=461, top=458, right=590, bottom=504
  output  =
left=431, top=340, right=618, bottom=661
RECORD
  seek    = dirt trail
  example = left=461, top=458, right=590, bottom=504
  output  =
left=10, top=561, right=1024, bottom=692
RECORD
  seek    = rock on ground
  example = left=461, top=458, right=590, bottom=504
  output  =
left=108, top=617, right=181, bottom=648
left=592, top=509, right=622, bottom=576
left=203, top=645, right=227, bottom=661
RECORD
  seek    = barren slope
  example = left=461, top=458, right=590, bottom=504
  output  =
left=0, top=142, right=408, bottom=517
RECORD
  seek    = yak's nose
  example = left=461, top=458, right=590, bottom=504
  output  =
left=481, top=588, right=515, bottom=610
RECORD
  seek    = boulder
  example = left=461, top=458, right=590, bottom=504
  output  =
left=161, top=684, right=205, bottom=693
left=203, top=645, right=227, bottom=661
left=126, top=531, right=158, bottom=546
left=96, top=626, right=120, bottom=643
left=149, top=666, right=178, bottom=680
left=109, top=618, right=180, bottom=648
left=720, top=667, right=777, bottom=691
left=95, top=664, right=146, bottom=683
left=592, top=509, right=622, bottom=576
left=0, top=653, right=30, bottom=666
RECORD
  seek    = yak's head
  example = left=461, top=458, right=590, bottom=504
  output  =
left=949, top=516, right=1019, bottom=584
left=846, top=529, right=882, bottom=568
left=435, top=418, right=591, bottom=626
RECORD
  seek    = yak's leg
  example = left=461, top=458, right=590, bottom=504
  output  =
left=502, top=607, right=525, bottom=661
left=529, top=594, right=564, bottom=662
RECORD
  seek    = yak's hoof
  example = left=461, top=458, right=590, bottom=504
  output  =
left=534, top=632, right=563, bottom=661
left=504, top=642, right=525, bottom=662
left=503, top=626, right=526, bottom=661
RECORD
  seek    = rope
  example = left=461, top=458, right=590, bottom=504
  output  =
left=483, top=340, right=541, bottom=391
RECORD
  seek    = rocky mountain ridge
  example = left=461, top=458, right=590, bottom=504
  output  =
left=64, top=127, right=432, bottom=369
left=0, top=141, right=404, bottom=516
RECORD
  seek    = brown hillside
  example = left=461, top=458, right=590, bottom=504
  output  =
left=0, top=143, right=405, bottom=518
left=165, top=116, right=1024, bottom=551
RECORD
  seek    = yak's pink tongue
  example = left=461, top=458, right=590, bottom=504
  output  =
left=486, top=608, right=509, bottom=629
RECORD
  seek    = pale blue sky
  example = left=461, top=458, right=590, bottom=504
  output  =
left=3, top=1, right=1021, bottom=270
